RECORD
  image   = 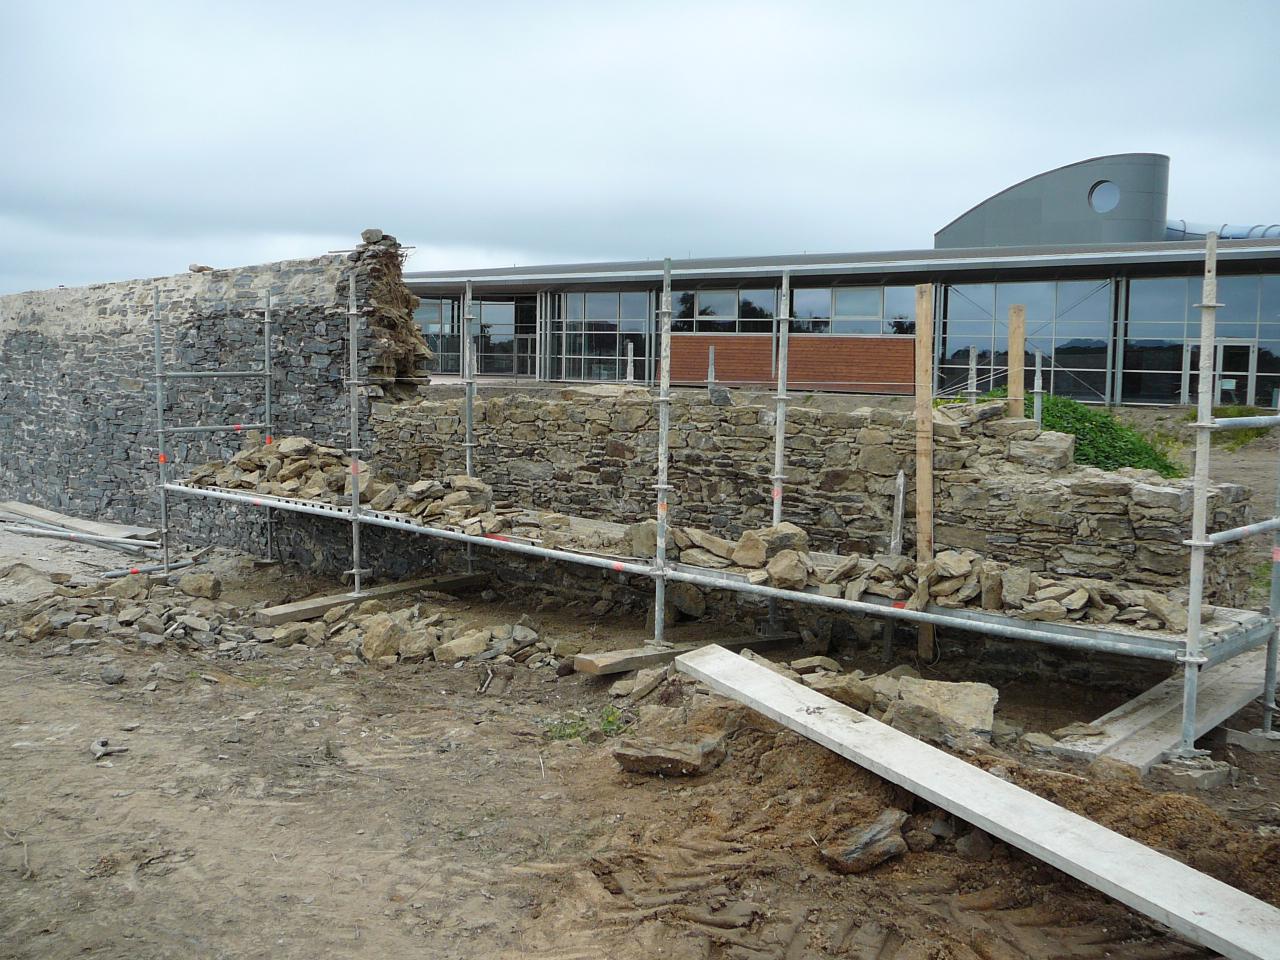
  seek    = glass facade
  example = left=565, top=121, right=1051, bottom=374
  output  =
left=786, top=285, right=916, bottom=335
left=939, top=279, right=1112, bottom=401
left=413, top=268, right=1280, bottom=404
left=1122, top=274, right=1280, bottom=405
left=550, top=290, right=652, bottom=381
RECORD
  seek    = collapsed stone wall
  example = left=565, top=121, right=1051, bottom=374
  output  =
left=0, top=231, right=429, bottom=542
left=370, top=387, right=1252, bottom=606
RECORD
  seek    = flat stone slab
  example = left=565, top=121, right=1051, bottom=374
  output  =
left=254, top=574, right=485, bottom=625
left=612, top=736, right=726, bottom=776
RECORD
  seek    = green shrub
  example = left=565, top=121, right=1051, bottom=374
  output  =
left=943, top=388, right=1185, bottom=478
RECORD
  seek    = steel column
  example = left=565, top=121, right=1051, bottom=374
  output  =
left=263, top=290, right=277, bottom=562
left=151, top=287, right=171, bottom=574
left=1033, top=349, right=1044, bottom=423
left=346, top=277, right=365, bottom=596
left=1180, top=232, right=1219, bottom=757
left=653, top=259, right=674, bottom=647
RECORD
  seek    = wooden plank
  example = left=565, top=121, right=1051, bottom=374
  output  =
left=0, top=501, right=158, bottom=541
left=1055, top=647, right=1268, bottom=772
left=676, top=644, right=1280, bottom=960
left=254, top=573, right=485, bottom=625
left=575, top=635, right=790, bottom=676
left=1007, top=304, right=1026, bottom=418
left=913, top=283, right=935, bottom=660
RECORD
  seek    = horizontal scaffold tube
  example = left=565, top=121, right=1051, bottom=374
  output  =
left=1208, top=516, right=1280, bottom=545
left=162, top=370, right=268, bottom=380
left=164, top=483, right=1184, bottom=660
left=1212, top=414, right=1280, bottom=430
left=165, top=422, right=267, bottom=435
left=4, top=525, right=160, bottom=549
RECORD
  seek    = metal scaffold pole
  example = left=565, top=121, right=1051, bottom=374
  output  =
left=151, top=287, right=171, bottom=574
left=707, top=344, right=716, bottom=389
left=1033, top=349, right=1044, bottom=424
left=966, top=347, right=978, bottom=405
left=766, top=272, right=792, bottom=635
left=652, top=259, right=674, bottom=647
left=462, top=281, right=477, bottom=574
left=1264, top=391, right=1280, bottom=735
left=771, top=272, right=791, bottom=527
left=346, top=277, right=365, bottom=596
left=1179, top=231, right=1219, bottom=757
left=263, top=290, right=278, bottom=562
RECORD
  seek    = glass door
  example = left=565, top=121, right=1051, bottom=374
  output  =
left=1216, top=340, right=1255, bottom=405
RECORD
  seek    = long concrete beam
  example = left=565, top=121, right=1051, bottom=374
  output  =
left=675, top=644, right=1280, bottom=960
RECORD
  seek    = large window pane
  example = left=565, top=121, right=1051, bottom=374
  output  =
left=1262, top=275, right=1280, bottom=326
left=831, top=319, right=881, bottom=335
left=479, top=354, right=514, bottom=374
left=1123, top=340, right=1183, bottom=370
left=586, top=292, right=618, bottom=319
left=996, top=281, right=1055, bottom=320
left=1053, top=369, right=1107, bottom=401
left=1127, top=321, right=1185, bottom=339
left=1122, top=371, right=1180, bottom=403
left=697, top=290, right=736, bottom=317
left=738, top=318, right=772, bottom=333
left=1259, top=341, right=1280, bottom=374
left=1053, top=341, right=1107, bottom=368
left=883, top=286, right=916, bottom=325
left=1128, top=278, right=1187, bottom=325
left=1057, top=280, right=1111, bottom=325
left=620, top=291, right=648, bottom=319
left=564, top=294, right=584, bottom=320
left=793, top=288, right=831, bottom=319
left=945, top=321, right=993, bottom=362
left=790, top=319, right=830, bottom=334
left=515, top=301, right=536, bottom=333
left=946, top=284, right=995, bottom=321
left=834, top=287, right=881, bottom=317
left=480, top=301, right=515, bottom=325
left=694, top=316, right=735, bottom=333
left=738, top=289, right=776, bottom=319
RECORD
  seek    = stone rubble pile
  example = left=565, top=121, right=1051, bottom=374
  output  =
left=631, top=516, right=1200, bottom=632
left=3, top=566, right=574, bottom=680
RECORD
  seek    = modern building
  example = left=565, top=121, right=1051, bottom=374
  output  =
left=405, top=154, right=1280, bottom=405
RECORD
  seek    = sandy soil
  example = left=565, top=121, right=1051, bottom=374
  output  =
left=2, top=538, right=1278, bottom=959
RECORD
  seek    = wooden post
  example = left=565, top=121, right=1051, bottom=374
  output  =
left=914, top=284, right=936, bottom=660
left=1007, top=304, right=1026, bottom=418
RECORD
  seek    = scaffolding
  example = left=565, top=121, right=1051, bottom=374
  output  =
left=155, top=244, right=1279, bottom=759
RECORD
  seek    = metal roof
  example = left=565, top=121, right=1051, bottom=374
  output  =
left=404, top=237, right=1280, bottom=290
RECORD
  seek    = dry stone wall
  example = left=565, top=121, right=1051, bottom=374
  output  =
left=370, top=387, right=1252, bottom=606
left=0, top=232, right=428, bottom=543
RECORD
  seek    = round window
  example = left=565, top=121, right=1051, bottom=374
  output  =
left=1089, top=180, right=1120, bottom=213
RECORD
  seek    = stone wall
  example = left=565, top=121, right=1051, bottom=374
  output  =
left=0, top=232, right=428, bottom=543
left=370, top=386, right=1252, bottom=606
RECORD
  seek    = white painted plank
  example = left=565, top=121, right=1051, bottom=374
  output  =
left=675, top=644, right=1280, bottom=960
left=1056, top=648, right=1268, bottom=771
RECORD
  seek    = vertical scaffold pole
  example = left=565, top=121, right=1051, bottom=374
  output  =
left=151, top=287, right=171, bottom=574
left=653, top=260, right=674, bottom=647
left=263, top=290, right=277, bottom=562
left=626, top=341, right=635, bottom=384
left=966, top=347, right=978, bottom=405
left=1032, top=348, right=1044, bottom=424
left=1180, top=231, right=1219, bottom=757
left=914, top=283, right=936, bottom=661
left=771, top=272, right=791, bottom=528
left=764, top=273, right=792, bottom=636
left=1265, top=389, right=1280, bottom=736
left=1007, top=304, right=1026, bottom=418
left=463, top=281, right=476, bottom=478
left=347, top=276, right=364, bottom=596
left=707, top=344, right=716, bottom=389
left=462, top=281, right=477, bottom=574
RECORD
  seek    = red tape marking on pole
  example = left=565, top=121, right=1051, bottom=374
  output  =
left=771, top=487, right=781, bottom=500
left=1273, top=546, right=1280, bottom=563
left=129, top=568, right=140, bottom=575
left=485, top=534, right=511, bottom=542
left=234, top=423, right=243, bottom=432
left=611, top=561, right=624, bottom=572
left=251, top=498, right=263, bottom=507
left=892, top=601, right=907, bottom=609
left=265, top=435, right=273, bottom=445
left=158, top=453, right=167, bottom=464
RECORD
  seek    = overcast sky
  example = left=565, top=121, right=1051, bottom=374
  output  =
left=2, top=0, right=1277, bottom=293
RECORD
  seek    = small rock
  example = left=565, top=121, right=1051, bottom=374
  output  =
left=955, top=828, right=994, bottom=861
left=178, top=573, right=222, bottom=600
left=612, top=735, right=726, bottom=776
left=791, top=655, right=841, bottom=675
left=820, top=808, right=909, bottom=874
left=100, top=663, right=125, bottom=685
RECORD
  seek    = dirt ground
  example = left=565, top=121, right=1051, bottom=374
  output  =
left=2, top=537, right=1279, bottom=959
